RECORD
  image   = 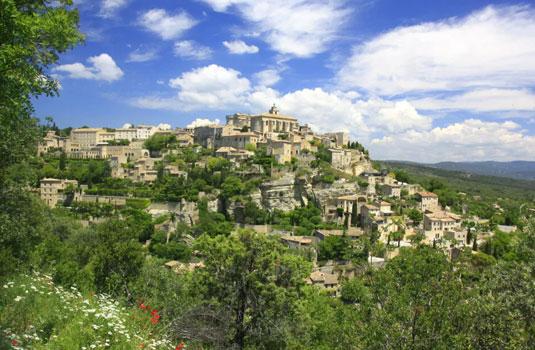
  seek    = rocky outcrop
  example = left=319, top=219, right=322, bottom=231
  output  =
left=148, top=200, right=199, bottom=226
left=257, top=173, right=307, bottom=212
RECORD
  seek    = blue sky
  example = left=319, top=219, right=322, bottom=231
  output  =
left=35, top=0, right=535, bottom=162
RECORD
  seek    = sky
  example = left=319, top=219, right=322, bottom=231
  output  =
left=35, top=0, right=535, bottom=163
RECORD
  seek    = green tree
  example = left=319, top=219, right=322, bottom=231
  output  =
left=351, top=202, right=359, bottom=227
left=0, top=0, right=84, bottom=183
left=89, top=220, right=144, bottom=298
left=175, top=230, right=312, bottom=349
left=59, top=151, right=66, bottom=170
left=220, top=175, right=242, bottom=199
left=318, top=235, right=351, bottom=261
left=407, top=208, right=423, bottom=225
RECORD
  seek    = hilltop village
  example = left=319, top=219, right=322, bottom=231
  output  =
left=37, top=106, right=507, bottom=295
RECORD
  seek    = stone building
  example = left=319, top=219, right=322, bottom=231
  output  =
left=383, top=183, right=401, bottom=198
left=417, top=192, right=439, bottom=211
left=250, top=105, right=298, bottom=135
left=226, top=113, right=252, bottom=130
left=218, top=132, right=259, bottom=150
left=40, top=178, right=78, bottom=207
left=114, top=127, right=137, bottom=141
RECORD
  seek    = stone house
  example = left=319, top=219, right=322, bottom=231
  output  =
left=417, top=192, right=439, bottom=211
left=382, top=183, right=401, bottom=198
left=307, top=270, right=340, bottom=296
left=40, top=178, right=78, bottom=207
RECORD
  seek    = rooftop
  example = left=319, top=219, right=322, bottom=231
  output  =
left=417, top=192, right=439, bottom=198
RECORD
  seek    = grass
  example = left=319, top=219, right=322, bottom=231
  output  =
left=0, top=272, right=183, bottom=349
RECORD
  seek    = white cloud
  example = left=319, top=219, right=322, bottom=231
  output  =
left=201, top=0, right=352, bottom=57
left=132, top=64, right=251, bottom=111
left=131, top=64, right=429, bottom=139
left=169, top=65, right=251, bottom=110
left=370, top=119, right=535, bottom=162
left=248, top=88, right=430, bottom=139
left=223, top=40, right=259, bottom=54
left=174, top=41, right=212, bottom=60
left=157, top=123, right=171, bottom=130
left=53, top=54, right=124, bottom=82
left=126, top=48, right=158, bottom=63
left=253, top=69, right=280, bottom=86
left=410, top=89, right=535, bottom=113
left=139, top=9, right=198, bottom=40
left=186, top=118, right=221, bottom=128
left=337, top=5, right=535, bottom=95
left=98, top=0, right=128, bottom=18
left=356, top=99, right=432, bottom=134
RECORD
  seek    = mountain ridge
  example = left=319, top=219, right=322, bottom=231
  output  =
left=379, top=160, right=535, bottom=181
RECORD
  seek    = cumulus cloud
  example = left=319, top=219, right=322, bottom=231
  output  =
left=223, top=40, right=259, bottom=54
left=157, top=123, right=171, bottom=130
left=131, top=64, right=251, bottom=111
left=337, top=5, right=535, bottom=95
left=131, top=64, right=429, bottom=140
left=53, top=53, right=123, bottom=82
left=201, top=0, right=352, bottom=57
left=186, top=118, right=221, bottom=128
left=174, top=41, right=212, bottom=60
left=410, top=88, right=535, bottom=114
left=98, top=0, right=128, bottom=18
left=370, top=119, right=535, bottom=162
left=126, top=48, right=158, bottom=63
left=253, top=69, right=280, bottom=86
left=139, top=9, right=198, bottom=40
left=261, top=89, right=431, bottom=140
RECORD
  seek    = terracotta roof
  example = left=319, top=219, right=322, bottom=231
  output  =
left=281, top=236, right=313, bottom=244
left=316, top=228, right=363, bottom=237
left=216, top=147, right=237, bottom=153
left=417, top=192, right=438, bottom=198
left=337, top=194, right=362, bottom=201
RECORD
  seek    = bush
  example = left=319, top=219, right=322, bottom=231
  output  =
left=126, top=198, right=151, bottom=209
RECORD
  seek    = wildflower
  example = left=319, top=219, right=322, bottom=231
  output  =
left=14, top=296, right=23, bottom=302
left=138, top=298, right=143, bottom=303
left=12, top=341, right=19, bottom=346
left=151, top=310, right=158, bottom=315
left=155, top=315, right=160, bottom=320
left=151, top=318, right=156, bottom=323
left=90, top=292, right=94, bottom=296
left=139, top=304, right=146, bottom=309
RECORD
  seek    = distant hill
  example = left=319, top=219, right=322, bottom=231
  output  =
left=379, top=161, right=535, bottom=201
left=382, top=161, right=535, bottom=181
left=428, top=161, right=535, bottom=181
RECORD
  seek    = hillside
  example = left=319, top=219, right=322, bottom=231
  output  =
left=427, top=161, right=535, bottom=180
left=379, top=161, right=535, bottom=201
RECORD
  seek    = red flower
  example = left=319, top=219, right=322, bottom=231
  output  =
left=138, top=298, right=143, bottom=303
left=139, top=304, right=146, bottom=309
left=151, top=318, right=156, bottom=323
left=147, top=306, right=151, bottom=311
left=155, top=315, right=160, bottom=320
left=180, top=343, right=184, bottom=347
left=90, top=292, right=94, bottom=296
left=12, top=341, right=19, bottom=346
left=151, top=309, right=158, bottom=315
left=140, top=344, right=144, bottom=347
